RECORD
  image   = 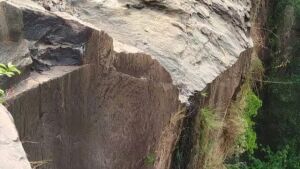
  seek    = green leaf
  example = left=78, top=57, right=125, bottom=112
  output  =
left=7, top=62, right=13, bottom=68
left=0, top=63, right=20, bottom=101
left=4, top=72, right=15, bottom=77
left=0, top=63, right=7, bottom=69
left=8, top=67, right=21, bottom=74
left=0, top=68, right=6, bottom=75
left=0, top=89, right=4, bottom=96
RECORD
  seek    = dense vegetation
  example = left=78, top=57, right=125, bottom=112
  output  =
left=257, top=0, right=300, bottom=150
left=229, top=0, right=300, bottom=168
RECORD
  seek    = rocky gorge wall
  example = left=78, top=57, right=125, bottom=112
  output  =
left=0, top=0, right=259, bottom=169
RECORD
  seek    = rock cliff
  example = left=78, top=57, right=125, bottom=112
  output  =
left=1, top=1, right=179, bottom=168
left=0, top=0, right=255, bottom=169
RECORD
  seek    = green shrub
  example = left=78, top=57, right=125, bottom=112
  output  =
left=201, top=107, right=222, bottom=130
left=242, top=89, right=262, bottom=153
left=232, top=84, right=262, bottom=155
left=228, top=0, right=300, bottom=168
left=228, top=146, right=300, bottom=169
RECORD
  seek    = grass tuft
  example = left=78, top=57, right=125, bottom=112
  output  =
left=144, top=153, right=156, bottom=166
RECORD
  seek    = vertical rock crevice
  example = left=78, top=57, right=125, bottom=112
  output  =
left=171, top=49, right=252, bottom=169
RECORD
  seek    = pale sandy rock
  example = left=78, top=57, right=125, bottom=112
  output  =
left=72, top=0, right=253, bottom=102
left=27, top=0, right=253, bottom=102
left=0, top=105, right=31, bottom=169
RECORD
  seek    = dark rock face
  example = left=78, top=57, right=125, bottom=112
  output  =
left=23, top=10, right=91, bottom=44
left=1, top=1, right=180, bottom=169
left=23, top=8, right=91, bottom=69
left=0, top=1, right=89, bottom=69
left=31, top=47, right=83, bottom=66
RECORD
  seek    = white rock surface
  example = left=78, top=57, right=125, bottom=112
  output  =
left=73, top=0, right=253, bottom=102
left=0, top=104, right=31, bottom=169
left=27, top=0, right=253, bottom=102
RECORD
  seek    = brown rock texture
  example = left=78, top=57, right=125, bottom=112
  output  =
left=1, top=1, right=180, bottom=169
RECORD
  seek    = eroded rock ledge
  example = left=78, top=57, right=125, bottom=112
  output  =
left=72, top=0, right=253, bottom=102
left=31, top=0, right=253, bottom=102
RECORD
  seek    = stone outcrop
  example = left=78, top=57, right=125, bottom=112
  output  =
left=30, top=0, right=253, bottom=102
left=1, top=1, right=179, bottom=169
left=71, top=0, right=253, bottom=102
left=0, top=104, right=31, bottom=169
left=0, top=0, right=256, bottom=169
